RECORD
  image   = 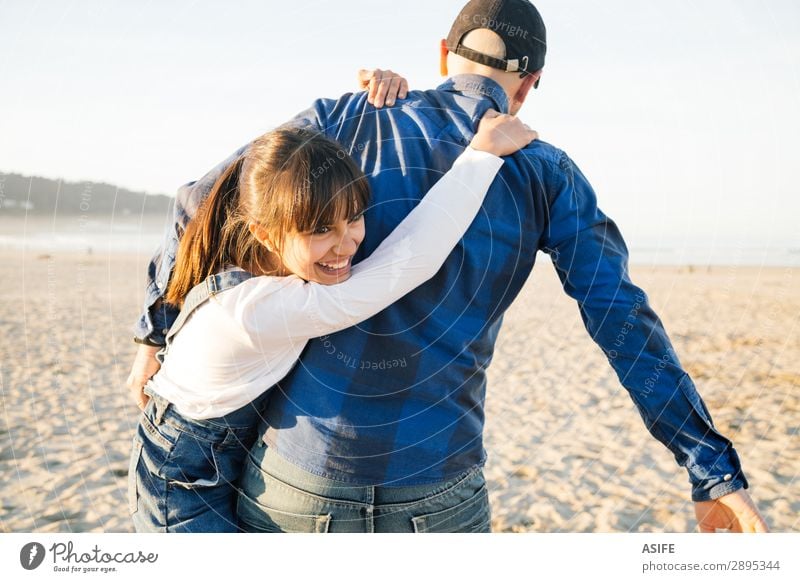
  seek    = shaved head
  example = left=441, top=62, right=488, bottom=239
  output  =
left=460, top=28, right=507, bottom=59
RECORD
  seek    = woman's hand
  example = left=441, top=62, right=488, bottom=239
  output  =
left=357, top=69, right=409, bottom=108
left=126, top=344, right=161, bottom=410
left=470, top=109, right=538, bottom=157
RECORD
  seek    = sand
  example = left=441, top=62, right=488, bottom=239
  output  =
left=1, top=250, right=797, bottom=532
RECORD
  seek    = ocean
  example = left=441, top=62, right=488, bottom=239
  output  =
left=1, top=215, right=798, bottom=267
left=0, top=215, right=168, bottom=256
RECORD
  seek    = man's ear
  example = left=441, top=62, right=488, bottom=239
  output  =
left=512, top=70, right=541, bottom=109
left=440, top=39, right=449, bottom=77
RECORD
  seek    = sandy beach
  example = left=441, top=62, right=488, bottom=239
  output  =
left=1, top=249, right=797, bottom=533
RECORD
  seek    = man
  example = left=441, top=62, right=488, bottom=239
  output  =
left=128, top=0, right=767, bottom=532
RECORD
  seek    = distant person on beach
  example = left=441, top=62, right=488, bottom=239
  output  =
left=127, top=104, right=536, bottom=531
left=128, top=0, right=768, bottom=533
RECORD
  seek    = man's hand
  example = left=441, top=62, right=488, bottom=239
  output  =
left=694, top=489, right=769, bottom=533
left=126, top=344, right=161, bottom=410
left=357, top=68, right=409, bottom=108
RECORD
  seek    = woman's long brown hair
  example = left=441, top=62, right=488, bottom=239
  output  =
left=166, top=128, right=371, bottom=307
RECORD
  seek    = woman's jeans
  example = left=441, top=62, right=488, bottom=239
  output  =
left=128, top=385, right=268, bottom=532
left=237, top=438, right=492, bottom=533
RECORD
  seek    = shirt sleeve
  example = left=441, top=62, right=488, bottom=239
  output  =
left=241, top=147, right=504, bottom=344
left=132, top=102, right=334, bottom=345
left=540, top=151, right=749, bottom=502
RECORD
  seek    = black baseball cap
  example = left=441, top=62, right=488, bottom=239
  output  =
left=446, top=0, right=546, bottom=86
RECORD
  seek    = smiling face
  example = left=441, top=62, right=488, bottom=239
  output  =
left=237, top=128, right=371, bottom=284
left=277, top=211, right=366, bottom=284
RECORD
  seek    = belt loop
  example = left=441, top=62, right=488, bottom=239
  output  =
left=143, top=382, right=167, bottom=425
left=152, top=394, right=168, bottom=425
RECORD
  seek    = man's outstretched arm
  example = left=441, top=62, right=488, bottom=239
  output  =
left=539, top=151, right=767, bottom=532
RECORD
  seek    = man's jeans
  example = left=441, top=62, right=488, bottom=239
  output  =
left=237, top=439, right=492, bottom=533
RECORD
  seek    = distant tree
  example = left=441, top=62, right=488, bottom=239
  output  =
left=0, top=172, right=174, bottom=217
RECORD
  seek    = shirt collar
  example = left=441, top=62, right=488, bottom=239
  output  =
left=436, top=74, right=510, bottom=114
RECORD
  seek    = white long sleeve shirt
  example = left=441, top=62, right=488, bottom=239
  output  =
left=150, top=147, right=504, bottom=419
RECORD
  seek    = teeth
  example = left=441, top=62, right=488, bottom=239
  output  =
left=319, top=259, right=349, bottom=269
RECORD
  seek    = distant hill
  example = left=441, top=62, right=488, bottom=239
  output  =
left=0, top=171, right=174, bottom=216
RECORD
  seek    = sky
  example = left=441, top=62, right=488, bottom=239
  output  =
left=1, top=0, right=799, bottom=249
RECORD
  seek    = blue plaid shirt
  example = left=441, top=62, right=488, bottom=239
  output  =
left=135, top=74, right=747, bottom=501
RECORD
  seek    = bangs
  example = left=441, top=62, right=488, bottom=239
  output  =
left=294, top=172, right=371, bottom=233
left=279, top=139, right=371, bottom=234
left=243, top=128, right=372, bottom=247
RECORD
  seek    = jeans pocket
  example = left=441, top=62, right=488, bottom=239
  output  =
left=411, top=484, right=490, bottom=533
left=161, top=431, right=221, bottom=490
left=128, top=437, right=144, bottom=516
left=237, top=495, right=331, bottom=533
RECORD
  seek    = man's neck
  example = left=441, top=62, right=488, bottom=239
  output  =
left=443, top=74, right=511, bottom=114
